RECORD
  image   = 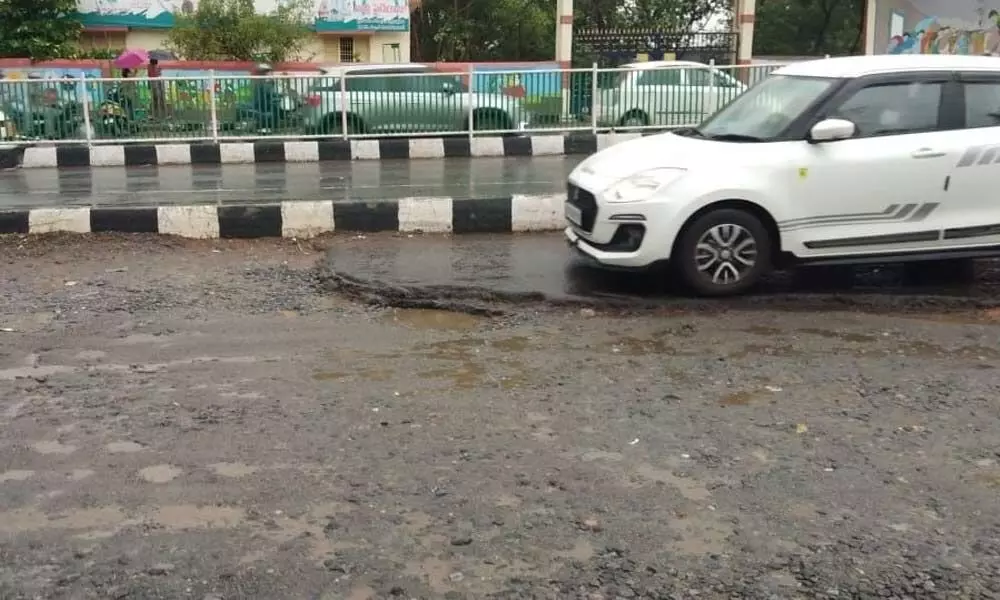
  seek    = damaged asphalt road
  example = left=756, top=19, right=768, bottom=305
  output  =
left=2, top=232, right=1000, bottom=600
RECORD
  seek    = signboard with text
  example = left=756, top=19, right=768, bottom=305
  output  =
left=77, top=0, right=409, bottom=31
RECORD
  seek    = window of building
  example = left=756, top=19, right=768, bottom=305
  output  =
left=339, top=37, right=355, bottom=63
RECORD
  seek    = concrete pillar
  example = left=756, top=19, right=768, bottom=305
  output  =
left=556, top=0, right=574, bottom=116
left=863, top=0, right=877, bottom=55
left=735, top=0, right=756, bottom=65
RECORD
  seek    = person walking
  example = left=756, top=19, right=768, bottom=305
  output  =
left=148, top=58, right=166, bottom=119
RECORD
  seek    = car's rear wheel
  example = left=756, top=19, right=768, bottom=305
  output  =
left=619, top=110, right=649, bottom=128
left=471, top=109, right=512, bottom=131
left=321, top=113, right=366, bottom=136
left=674, top=208, right=771, bottom=296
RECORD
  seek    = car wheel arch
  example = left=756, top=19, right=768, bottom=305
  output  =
left=672, top=199, right=786, bottom=265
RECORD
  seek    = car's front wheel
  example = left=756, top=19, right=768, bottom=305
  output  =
left=674, top=208, right=771, bottom=296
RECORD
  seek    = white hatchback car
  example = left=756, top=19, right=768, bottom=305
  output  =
left=566, top=54, right=1000, bottom=296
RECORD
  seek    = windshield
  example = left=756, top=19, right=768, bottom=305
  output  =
left=696, top=74, right=838, bottom=140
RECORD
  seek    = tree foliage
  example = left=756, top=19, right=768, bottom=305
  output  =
left=413, top=0, right=554, bottom=61
left=413, top=0, right=866, bottom=63
left=0, top=0, right=82, bottom=60
left=754, top=0, right=864, bottom=56
left=413, top=0, right=731, bottom=63
left=167, top=0, right=314, bottom=63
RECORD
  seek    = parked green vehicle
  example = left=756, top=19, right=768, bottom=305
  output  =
left=300, top=63, right=527, bottom=135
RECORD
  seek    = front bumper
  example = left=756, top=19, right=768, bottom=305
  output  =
left=565, top=182, right=684, bottom=269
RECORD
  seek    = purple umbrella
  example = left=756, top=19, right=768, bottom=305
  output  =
left=113, top=49, right=149, bottom=70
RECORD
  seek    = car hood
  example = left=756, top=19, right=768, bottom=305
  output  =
left=575, top=132, right=747, bottom=181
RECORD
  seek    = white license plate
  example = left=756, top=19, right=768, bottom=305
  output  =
left=565, top=202, right=583, bottom=226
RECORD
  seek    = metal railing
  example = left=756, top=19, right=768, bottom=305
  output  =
left=0, top=62, right=787, bottom=145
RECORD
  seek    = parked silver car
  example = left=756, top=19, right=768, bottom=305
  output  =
left=301, top=63, right=527, bottom=135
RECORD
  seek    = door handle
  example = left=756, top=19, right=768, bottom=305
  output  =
left=911, top=148, right=946, bottom=159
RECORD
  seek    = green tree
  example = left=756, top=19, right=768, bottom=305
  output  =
left=0, top=0, right=82, bottom=60
left=413, top=0, right=554, bottom=61
left=754, top=0, right=865, bottom=56
left=413, top=0, right=729, bottom=62
left=167, top=0, right=314, bottom=63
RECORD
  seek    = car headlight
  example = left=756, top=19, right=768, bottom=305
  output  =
left=601, top=168, right=687, bottom=203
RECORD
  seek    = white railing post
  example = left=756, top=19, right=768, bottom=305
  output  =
left=590, top=62, right=598, bottom=134
left=339, top=73, right=348, bottom=140
left=208, top=70, right=219, bottom=143
left=467, top=63, right=475, bottom=143
left=79, top=74, right=93, bottom=144
left=708, top=58, right=717, bottom=116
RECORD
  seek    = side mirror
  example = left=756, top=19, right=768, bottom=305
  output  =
left=809, top=118, right=856, bottom=143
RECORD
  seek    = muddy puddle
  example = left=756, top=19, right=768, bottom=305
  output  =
left=381, top=308, right=484, bottom=330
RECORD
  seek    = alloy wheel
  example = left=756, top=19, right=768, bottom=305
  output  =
left=694, top=223, right=758, bottom=285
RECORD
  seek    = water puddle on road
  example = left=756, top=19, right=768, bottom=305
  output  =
left=719, top=390, right=755, bottom=406
left=381, top=308, right=483, bottom=330
left=312, top=367, right=394, bottom=382
left=796, top=328, right=877, bottom=343
left=599, top=336, right=674, bottom=356
left=728, top=343, right=804, bottom=359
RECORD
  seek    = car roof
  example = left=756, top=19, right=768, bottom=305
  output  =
left=774, top=54, right=1000, bottom=78
left=620, top=60, right=707, bottom=70
left=318, top=63, right=429, bottom=75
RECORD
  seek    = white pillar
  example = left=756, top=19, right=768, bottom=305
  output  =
left=863, top=0, right=877, bottom=55
left=736, top=0, right=756, bottom=65
left=555, top=0, right=573, bottom=65
left=556, top=0, right=574, bottom=117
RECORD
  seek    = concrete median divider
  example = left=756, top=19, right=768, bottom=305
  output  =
left=0, top=195, right=568, bottom=239
left=0, top=133, right=655, bottom=169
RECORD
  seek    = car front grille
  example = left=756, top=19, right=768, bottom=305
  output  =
left=567, top=183, right=598, bottom=232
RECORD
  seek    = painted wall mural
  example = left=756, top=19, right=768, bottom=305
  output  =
left=881, top=0, right=1000, bottom=55
left=76, top=0, right=408, bottom=31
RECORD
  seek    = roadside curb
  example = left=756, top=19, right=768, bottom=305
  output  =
left=1, top=133, right=654, bottom=169
left=0, top=195, right=567, bottom=238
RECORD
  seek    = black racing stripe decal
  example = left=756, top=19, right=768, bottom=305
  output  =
left=943, top=223, right=1000, bottom=240
left=778, top=204, right=900, bottom=227
left=956, top=146, right=983, bottom=167
left=803, top=230, right=939, bottom=250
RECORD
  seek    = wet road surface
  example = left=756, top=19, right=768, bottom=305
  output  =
left=324, top=232, right=1000, bottom=307
left=3, top=234, right=1000, bottom=599
left=0, top=157, right=579, bottom=210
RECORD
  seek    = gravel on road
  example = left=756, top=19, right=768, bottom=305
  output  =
left=1, top=233, right=999, bottom=600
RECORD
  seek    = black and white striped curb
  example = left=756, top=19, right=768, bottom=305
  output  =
left=0, top=195, right=567, bottom=238
left=2, top=133, right=653, bottom=169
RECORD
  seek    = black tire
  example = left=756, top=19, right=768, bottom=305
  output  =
left=320, top=113, right=365, bottom=136
left=618, top=110, right=649, bottom=128
left=674, top=208, right=772, bottom=297
left=471, top=110, right=512, bottom=131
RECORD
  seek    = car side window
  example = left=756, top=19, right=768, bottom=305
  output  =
left=637, top=68, right=681, bottom=87
left=713, top=71, right=738, bottom=88
left=964, top=81, right=1000, bottom=128
left=386, top=71, right=435, bottom=92
left=828, top=81, right=942, bottom=137
left=346, top=75, right=388, bottom=93
left=685, top=68, right=738, bottom=88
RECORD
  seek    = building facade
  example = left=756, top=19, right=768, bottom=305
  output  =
left=869, top=0, right=1000, bottom=55
left=76, top=0, right=411, bottom=63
